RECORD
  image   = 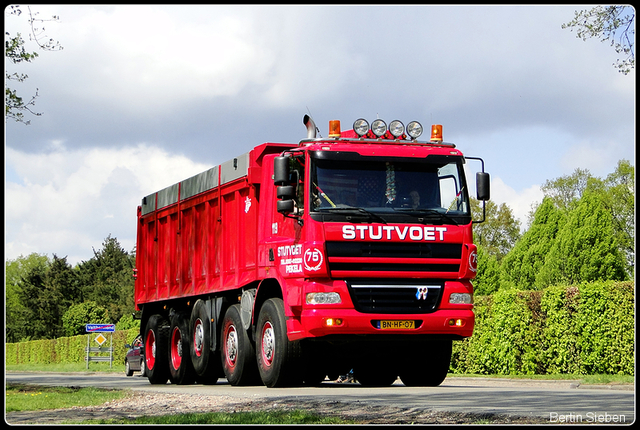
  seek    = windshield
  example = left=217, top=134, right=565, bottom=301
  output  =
left=310, top=155, right=470, bottom=222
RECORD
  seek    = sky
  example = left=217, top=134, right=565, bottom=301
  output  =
left=5, top=5, right=635, bottom=266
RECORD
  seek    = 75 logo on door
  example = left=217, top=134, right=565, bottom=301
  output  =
left=303, top=247, right=324, bottom=272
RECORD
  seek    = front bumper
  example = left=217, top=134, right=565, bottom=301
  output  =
left=286, top=308, right=474, bottom=341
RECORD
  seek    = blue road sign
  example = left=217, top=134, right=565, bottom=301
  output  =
left=85, top=324, right=116, bottom=333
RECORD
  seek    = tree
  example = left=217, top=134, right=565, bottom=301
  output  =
left=536, top=188, right=628, bottom=287
left=5, top=253, right=50, bottom=342
left=471, top=198, right=521, bottom=261
left=76, top=236, right=136, bottom=323
left=540, top=168, right=593, bottom=212
left=5, top=5, right=62, bottom=124
left=499, top=198, right=566, bottom=290
left=473, top=246, right=501, bottom=296
left=62, top=301, right=110, bottom=337
left=539, top=162, right=634, bottom=279
left=562, top=5, right=635, bottom=74
left=17, top=255, right=50, bottom=340
left=602, top=160, right=635, bottom=277
left=38, top=255, right=81, bottom=339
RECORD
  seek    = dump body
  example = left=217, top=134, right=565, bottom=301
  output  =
left=135, top=143, right=294, bottom=306
left=134, top=118, right=488, bottom=387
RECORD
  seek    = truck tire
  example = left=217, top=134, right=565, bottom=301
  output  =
left=144, top=314, right=170, bottom=384
left=256, top=298, right=302, bottom=387
left=189, top=299, right=219, bottom=384
left=398, top=339, right=452, bottom=387
left=168, top=313, right=196, bottom=385
left=221, top=304, right=260, bottom=386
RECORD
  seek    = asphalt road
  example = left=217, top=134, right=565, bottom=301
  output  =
left=6, top=372, right=635, bottom=424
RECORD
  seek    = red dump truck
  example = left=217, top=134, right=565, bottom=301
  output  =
left=134, top=115, right=490, bottom=387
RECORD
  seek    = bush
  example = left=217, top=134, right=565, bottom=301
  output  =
left=451, top=281, right=634, bottom=375
left=62, top=301, right=110, bottom=337
left=6, top=328, right=139, bottom=367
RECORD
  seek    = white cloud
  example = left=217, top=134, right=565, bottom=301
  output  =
left=5, top=144, right=211, bottom=265
left=31, top=5, right=277, bottom=114
left=490, top=176, right=544, bottom=231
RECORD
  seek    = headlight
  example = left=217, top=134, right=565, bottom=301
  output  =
left=306, top=292, right=341, bottom=305
left=389, top=120, right=404, bottom=137
left=449, top=293, right=473, bottom=304
left=371, top=119, right=387, bottom=137
left=406, top=121, right=423, bottom=139
left=353, top=118, right=369, bottom=136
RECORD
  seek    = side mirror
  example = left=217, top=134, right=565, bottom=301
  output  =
left=476, top=172, right=490, bottom=201
left=277, top=200, right=295, bottom=214
left=277, top=185, right=295, bottom=200
left=274, top=155, right=296, bottom=216
left=273, top=156, right=290, bottom=185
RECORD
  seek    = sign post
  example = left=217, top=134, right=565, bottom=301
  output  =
left=85, top=324, right=116, bottom=369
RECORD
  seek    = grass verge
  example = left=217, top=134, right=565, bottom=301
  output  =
left=71, top=410, right=354, bottom=425
left=5, top=383, right=129, bottom=412
left=6, top=383, right=353, bottom=424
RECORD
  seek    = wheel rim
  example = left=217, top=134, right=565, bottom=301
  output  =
left=171, top=326, right=183, bottom=370
left=193, top=318, right=204, bottom=357
left=224, top=324, right=239, bottom=369
left=145, top=329, right=156, bottom=370
left=261, top=321, right=275, bottom=367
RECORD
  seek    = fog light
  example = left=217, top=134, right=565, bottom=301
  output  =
left=449, top=293, right=472, bottom=304
left=448, top=318, right=464, bottom=327
left=324, top=318, right=343, bottom=327
left=306, top=292, right=341, bottom=305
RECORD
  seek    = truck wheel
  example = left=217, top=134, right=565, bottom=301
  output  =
left=144, top=314, right=170, bottom=384
left=189, top=300, right=219, bottom=384
left=398, top=340, right=452, bottom=387
left=168, top=313, right=196, bottom=385
left=256, top=298, right=301, bottom=387
left=221, top=304, right=260, bottom=386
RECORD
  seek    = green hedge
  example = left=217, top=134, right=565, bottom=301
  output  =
left=6, top=281, right=634, bottom=376
left=6, top=328, right=139, bottom=367
left=451, top=280, right=634, bottom=375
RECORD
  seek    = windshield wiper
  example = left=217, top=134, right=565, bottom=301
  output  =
left=392, top=208, right=460, bottom=225
left=318, top=207, right=388, bottom=224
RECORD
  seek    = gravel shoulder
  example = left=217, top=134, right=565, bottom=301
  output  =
left=5, top=391, right=552, bottom=424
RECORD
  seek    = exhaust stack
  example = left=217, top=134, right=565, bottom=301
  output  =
left=303, top=114, right=317, bottom=139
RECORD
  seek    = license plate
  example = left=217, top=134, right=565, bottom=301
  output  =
left=380, top=320, right=415, bottom=330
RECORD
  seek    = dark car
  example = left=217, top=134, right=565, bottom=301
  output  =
left=124, top=334, right=146, bottom=377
